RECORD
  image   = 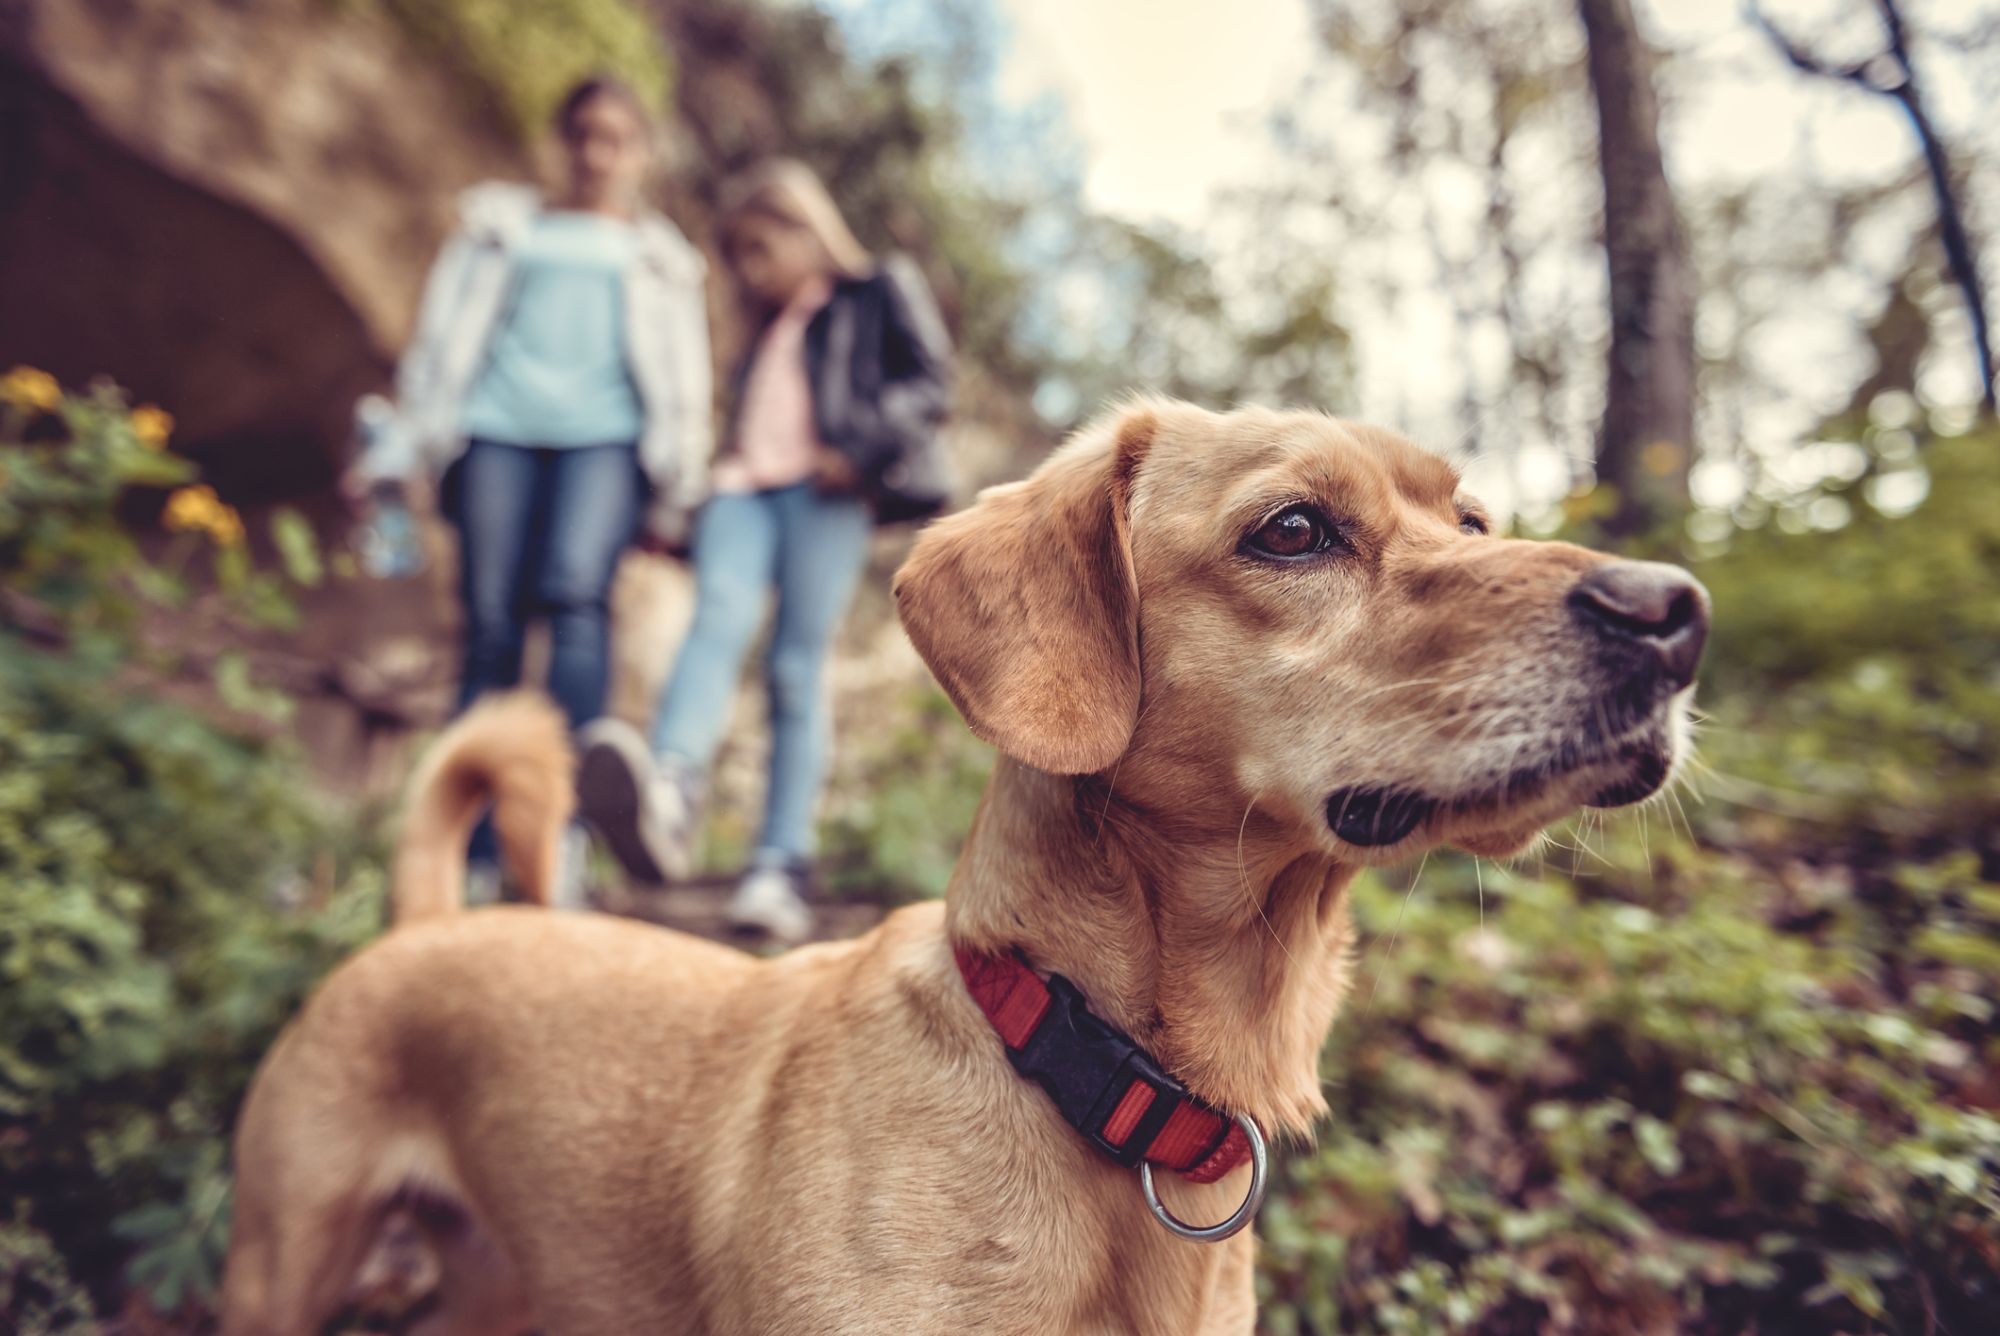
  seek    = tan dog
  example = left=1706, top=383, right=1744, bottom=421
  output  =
left=387, top=693, right=578, bottom=924
left=221, top=401, right=1708, bottom=1334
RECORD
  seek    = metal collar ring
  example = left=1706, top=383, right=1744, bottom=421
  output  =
left=1138, top=1111, right=1268, bottom=1243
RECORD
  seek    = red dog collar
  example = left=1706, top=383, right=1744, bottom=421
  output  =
left=954, top=948, right=1251, bottom=1184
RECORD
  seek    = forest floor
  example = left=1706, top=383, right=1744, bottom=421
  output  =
left=598, top=874, right=891, bottom=947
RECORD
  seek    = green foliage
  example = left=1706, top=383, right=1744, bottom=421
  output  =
left=0, top=377, right=311, bottom=664
left=0, top=653, right=384, bottom=1319
left=823, top=687, right=994, bottom=900
left=358, top=0, right=673, bottom=141
left=1262, top=838, right=1998, bottom=1333
left=1, top=377, right=384, bottom=1324
left=0, top=382, right=191, bottom=643
left=1695, top=428, right=2000, bottom=846
left=0, top=1203, right=94, bottom=1335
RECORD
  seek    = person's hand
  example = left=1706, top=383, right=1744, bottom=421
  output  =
left=339, top=467, right=399, bottom=511
left=813, top=447, right=859, bottom=495
left=636, top=531, right=688, bottom=559
left=640, top=498, right=698, bottom=559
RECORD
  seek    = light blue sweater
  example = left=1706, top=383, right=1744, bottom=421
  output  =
left=461, top=210, right=646, bottom=448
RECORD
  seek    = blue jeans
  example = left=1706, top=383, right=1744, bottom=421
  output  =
left=454, top=437, right=642, bottom=727
left=651, top=483, right=872, bottom=862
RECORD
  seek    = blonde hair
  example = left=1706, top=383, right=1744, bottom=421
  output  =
left=717, top=159, right=872, bottom=282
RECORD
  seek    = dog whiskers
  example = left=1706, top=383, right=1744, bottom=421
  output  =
left=1343, top=673, right=1462, bottom=705
left=1235, top=798, right=1299, bottom=968
left=1343, top=664, right=1520, bottom=716
left=1577, top=810, right=1607, bottom=873
left=1090, top=694, right=1160, bottom=838
left=1095, top=752, right=1127, bottom=840
left=1666, top=781, right=1697, bottom=842
left=1360, top=850, right=1428, bottom=1022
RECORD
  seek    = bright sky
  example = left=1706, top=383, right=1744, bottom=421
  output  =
left=993, top=0, right=1316, bottom=223
left=991, top=0, right=1954, bottom=228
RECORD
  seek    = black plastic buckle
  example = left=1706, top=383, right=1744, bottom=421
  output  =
left=1005, top=971, right=1190, bottom=1168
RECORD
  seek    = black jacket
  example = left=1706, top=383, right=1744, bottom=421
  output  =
left=729, top=255, right=955, bottom=523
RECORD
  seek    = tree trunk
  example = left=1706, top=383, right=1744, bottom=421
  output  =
left=1578, top=0, right=1695, bottom=536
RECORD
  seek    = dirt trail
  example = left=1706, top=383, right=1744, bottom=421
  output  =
left=596, top=876, right=890, bottom=948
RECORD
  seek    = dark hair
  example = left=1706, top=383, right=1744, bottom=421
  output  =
left=553, top=75, right=649, bottom=141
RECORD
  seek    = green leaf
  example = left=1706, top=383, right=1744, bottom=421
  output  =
left=269, top=507, right=323, bottom=588
left=1632, top=1115, right=1683, bottom=1178
left=212, top=652, right=295, bottom=724
left=118, top=451, right=195, bottom=488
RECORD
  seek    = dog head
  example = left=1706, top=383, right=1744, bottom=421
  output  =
left=895, top=400, right=1708, bottom=862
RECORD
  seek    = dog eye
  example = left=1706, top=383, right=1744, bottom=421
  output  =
left=1459, top=512, right=1489, bottom=535
left=1245, top=505, right=1337, bottom=559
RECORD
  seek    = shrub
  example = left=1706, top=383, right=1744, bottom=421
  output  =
left=822, top=685, right=994, bottom=901
left=0, top=374, right=384, bottom=1326
left=1695, top=428, right=2000, bottom=850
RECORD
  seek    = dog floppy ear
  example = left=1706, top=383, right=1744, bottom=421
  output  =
left=894, top=407, right=1157, bottom=775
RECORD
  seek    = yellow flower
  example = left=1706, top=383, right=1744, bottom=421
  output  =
left=130, top=404, right=175, bottom=449
left=163, top=485, right=245, bottom=547
left=164, top=485, right=220, bottom=531
left=0, top=365, right=62, bottom=413
left=209, top=506, right=246, bottom=548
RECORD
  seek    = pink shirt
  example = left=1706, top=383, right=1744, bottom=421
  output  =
left=711, top=280, right=833, bottom=493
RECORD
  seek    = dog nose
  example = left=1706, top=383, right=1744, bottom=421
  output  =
left=1569, top=560, right=1710, bottom=688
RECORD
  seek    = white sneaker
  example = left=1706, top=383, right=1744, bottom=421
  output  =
left=576, top=719, right=695, bottom=884
left=725, top=864, right=815, bottom=946
left=551, top=824, right=591, bottom=911
left=465, top=861, right=504, bottom=908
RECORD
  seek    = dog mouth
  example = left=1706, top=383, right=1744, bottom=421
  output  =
left=1325, top=720, right=1679, bottom=849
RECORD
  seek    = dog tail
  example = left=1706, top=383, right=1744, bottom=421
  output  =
left=391, top=691, right=576, bottom=924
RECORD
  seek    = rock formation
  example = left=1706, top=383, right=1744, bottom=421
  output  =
left=0, top=0, right=532, bottom=498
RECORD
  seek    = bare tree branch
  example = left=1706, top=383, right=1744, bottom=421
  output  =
left=1747, top=0, right=1997, bottom=412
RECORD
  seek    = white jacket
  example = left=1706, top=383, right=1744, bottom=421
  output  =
left=358, top=182, right=714, bottom=539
